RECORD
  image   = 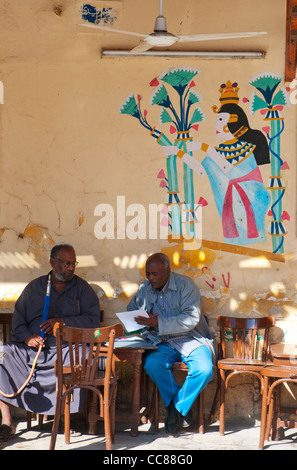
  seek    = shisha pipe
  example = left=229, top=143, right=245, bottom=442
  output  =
left=41, top=274, right=51, bottom=339
left=0, top=275, right=51, bottom=398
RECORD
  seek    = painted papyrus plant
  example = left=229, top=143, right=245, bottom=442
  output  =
left=119, top=67, right=205, bottom=243
left=249, top=73, right=290, bottom=254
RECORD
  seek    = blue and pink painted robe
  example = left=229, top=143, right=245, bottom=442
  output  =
left=201, top=139, right=271, bottom=245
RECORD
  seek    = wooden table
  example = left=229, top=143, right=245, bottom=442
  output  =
left=111, top=340, right=156, bottom=437
left=270, top=343, right=297, bottom=366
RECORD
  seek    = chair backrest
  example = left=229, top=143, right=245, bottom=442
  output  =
left=0, top=311, right=105, bottom=344
left=53, top=323, right=123, bottom=389
left=0, top=312, right=13, bottom=344
left=217, top=315, right=275, bottom=361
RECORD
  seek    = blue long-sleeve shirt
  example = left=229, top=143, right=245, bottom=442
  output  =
left=127, top=272, right=214, bottom=358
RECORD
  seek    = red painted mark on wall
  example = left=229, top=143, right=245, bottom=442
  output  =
left=222, top=272, right=230, bottom=288
left=202, top=266, right=216, bottom=289
left=202, top=267, right=231, bottom=289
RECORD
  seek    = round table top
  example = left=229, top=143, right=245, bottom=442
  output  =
left=270, top=343, right=297, bottom=359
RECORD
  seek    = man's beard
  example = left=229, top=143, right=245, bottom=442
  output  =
left=54, top=271, right=74, bottom=282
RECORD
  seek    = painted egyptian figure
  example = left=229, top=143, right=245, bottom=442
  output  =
left=164, top=81, right=271, bottom=246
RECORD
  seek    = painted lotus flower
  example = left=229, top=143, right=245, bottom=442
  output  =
left=150, top=83, right=171, bottom=108
left=189, top=106, right=205, bottom=126
left=159, top=107, right=173, bottom=125
left=188, top=90, right=203, bottom=106
left=118, top=93, right=140, bottom=119
left=249, top=73, right=284, bottom=106
left=158, top=67, right=201, bottom=95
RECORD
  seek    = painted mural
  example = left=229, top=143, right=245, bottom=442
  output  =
left=119, top=68, right=290, bottom=256
left=186, top=82, right=272, bottom=247
left=81, top=3, right=118, bottom=26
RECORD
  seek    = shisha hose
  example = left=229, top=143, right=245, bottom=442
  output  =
left=0, top=274, right=51, bottom=398
left=41, top=274, right=51, bottom=339
left=0, top=344, right=43, bottom=398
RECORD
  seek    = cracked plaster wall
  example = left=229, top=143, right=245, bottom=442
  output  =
left=0, top=0, right=296, bottom=421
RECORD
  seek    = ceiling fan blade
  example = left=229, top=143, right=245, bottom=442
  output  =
left=178, top=31, right=267, bottom=42
left=79, top=23, right=146, bottom=38
left=129, top=40, right=154, bottom=54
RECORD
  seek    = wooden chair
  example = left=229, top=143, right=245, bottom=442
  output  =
left=150, top=362, right=205, bottom=433
left=0, top=313, right=13, bottom=344
left=259, top=364, right=297, bottom=449
left=216, top=315, right=275, bottom=435
left=49, top=322, right=123, bottom=450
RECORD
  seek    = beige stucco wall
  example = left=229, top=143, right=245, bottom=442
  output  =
left=0, top=0, right=296, bottom=419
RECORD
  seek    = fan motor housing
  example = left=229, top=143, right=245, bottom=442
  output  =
left=154, top=15, right=167, bottom=32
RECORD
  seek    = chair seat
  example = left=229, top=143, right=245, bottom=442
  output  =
left=218, top=357, right=268, bottom=369
left=63, top=370, right=119, bottom=387
left=261, top=365, right=297, bottom=379
left=172, top=362, right=188, bottom=370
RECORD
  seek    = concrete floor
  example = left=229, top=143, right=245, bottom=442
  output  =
left=1, top=415, right=297, bottom=451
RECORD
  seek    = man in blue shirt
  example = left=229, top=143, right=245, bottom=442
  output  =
left=128, top=252, right=214, bottom=435
left=0, top=243, right=101, bottom=442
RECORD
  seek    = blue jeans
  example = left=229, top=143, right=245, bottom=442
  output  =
left=144, top=343, right=214, bottom=417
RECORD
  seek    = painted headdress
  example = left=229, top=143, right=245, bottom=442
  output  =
left=212, top=80, right=240, bottom=122
left=212, top=80, right=251, bottom=138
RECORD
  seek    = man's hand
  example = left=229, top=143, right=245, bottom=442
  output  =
left=25, top=334, right=44, bottom=349
left=135, top=312, right=158, bottom=328
left=40, top=318, right=64, bottom=336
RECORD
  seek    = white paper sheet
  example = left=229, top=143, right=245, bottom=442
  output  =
left=116, top=309, right=149, bottom=332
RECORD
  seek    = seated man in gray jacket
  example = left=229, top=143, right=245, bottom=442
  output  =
left=127, top=252, right=214, bottom=435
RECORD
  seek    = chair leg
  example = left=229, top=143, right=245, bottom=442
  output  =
left=265, top=391, right=274, bottom=442
left=110, top=384, right=117, bottom=443
left=197, top=392, right=204, bottom=434
left=209, top=379, right=219, bottom=424
left=103, top=400, right=112, bottom=450
left=271, top=385, right=280, bottom=441
left=88, top=390, right=98, bottom=435
left=26, top=412, right=45, bottom=430
left=26, top=411, right=32, bottom=430
left=37, top=414, right=44, bottom=430
left=219, top=370, right=226, bottom=435
left=64, top=393, right=71, bottom=445
left=49, top=395, right=64, bottom=450
left=150, top=384, right=160, bottom=433
left=266, top=380, right=279, bottom=442
left=141, top=369, right=149, bottom=424
left=259, top=375, right=269, bottom=449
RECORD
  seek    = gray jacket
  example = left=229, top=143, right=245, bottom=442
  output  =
left=127, top=272, right=214, bottom=358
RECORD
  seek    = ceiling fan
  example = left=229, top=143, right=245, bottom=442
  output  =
left=80, top=0, right=267, bottom=54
